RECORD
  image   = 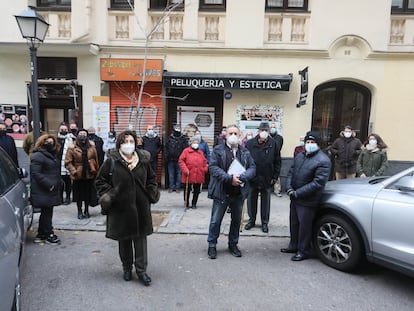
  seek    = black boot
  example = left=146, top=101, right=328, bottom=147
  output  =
left=191, top=192, right=199, bottom=209
left=83, top=205, right=90, bottom=218
left=77, top=206, right=84, bottom=219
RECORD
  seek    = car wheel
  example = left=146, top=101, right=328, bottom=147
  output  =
left=313, top=214, right=363, bottom=272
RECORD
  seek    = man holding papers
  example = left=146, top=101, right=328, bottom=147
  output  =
left=207, top=125, right=256, bottom=259
left=244, top=122, right=281, bottom=233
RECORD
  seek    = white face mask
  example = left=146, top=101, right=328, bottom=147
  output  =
left=191, top=143, right=199, bottom=150
left=305, top=143, right=319, bottom=153
left=120, top=143, right=135, bottom=155
left=259, top=131, right=269, bottom=140
left=227, top=134, right=239, bottom=146
left=369, top=139, right=377, bottom=146
left=344, top=132, right=352, bottom=138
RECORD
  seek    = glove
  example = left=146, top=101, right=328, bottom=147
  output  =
left=287, top=189, right=297, bottom=198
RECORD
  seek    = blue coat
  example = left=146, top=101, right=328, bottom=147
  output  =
left=286, top=149, right=331, bottom=207
left=208, top=143, right=256, bottom=202
left=30, top=149, right=62, bottom=207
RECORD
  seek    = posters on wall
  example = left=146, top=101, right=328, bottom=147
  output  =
left=237, top=105, right=283, bottom=138
left=0, top=104, right=28, bottom=140
left=91, top=96, right=110, bottom=141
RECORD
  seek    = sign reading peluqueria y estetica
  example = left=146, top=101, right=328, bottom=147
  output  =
left=163, top=72, right=293, bottom=91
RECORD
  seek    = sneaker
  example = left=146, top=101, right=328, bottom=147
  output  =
left=34, top=234, right=46, bottom=243
left=228, top=244, right=242, bottom=257
left=208, top=246, right=217, bottom=259
left=45, top=234, right=61, bottom=245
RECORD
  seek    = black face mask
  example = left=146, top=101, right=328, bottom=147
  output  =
left=78, top=136, right=87, bottom=143
left=173, top=130, right=181, bottom=137
left=71, top=129, right=78, bottom=135
left=44, top=142, right=54, bottom=153
left=0, top=129, right=6, bottom=136
left=60, top=131, right=68, bottom=136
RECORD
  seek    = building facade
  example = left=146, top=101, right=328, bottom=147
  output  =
left=1, top=0, right=413, bottom=183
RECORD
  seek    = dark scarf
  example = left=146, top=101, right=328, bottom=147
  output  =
left=80, top=143, right=89, bottom=178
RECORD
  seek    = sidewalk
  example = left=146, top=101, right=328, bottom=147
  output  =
left=34, top=189, right=291, bottom=237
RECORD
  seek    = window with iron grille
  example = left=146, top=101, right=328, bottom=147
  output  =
left=265, top=0, right=308, bottom=12
left=38, top=57, right=77, bottom=80
left=150, top=0, right=184, bottom=11
left=110, top=0, right=134, bottom=10
left=199, top=0, right=226, bottom=11
left=37, top=0, right=71, bottom=10
left=391, top=0, right=414, bottom=14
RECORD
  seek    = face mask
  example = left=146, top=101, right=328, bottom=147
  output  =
left=71, top=129, right=78, bottom=135
left=59, top=131, right=68, bottom=136
left=120, top=143, right=135, bottom=155
left=174, top=130, right=181, bottom=137
left=191, top=143, right=199, bottom=150
left=78, top=135, right=87, bottom=143
left=369, top=139, right=377, bottom=146
left=194, top=135, right=201, bottom=141
left=344, top=132, right=352, bottom=138
left=246, top=135, right=253, bottom=140
left=227, top=134, right=239, bottom=146
left=44, top=142, right=54, bottom=152
left=259, top=131, right=269, bottom=140
left=147, top=130, right=154, bottom=137
left=270, top=128, right=276, bottom=135
left=299, top=141, right=305, bottom=146
left=305, top=143, right=319, bottom=153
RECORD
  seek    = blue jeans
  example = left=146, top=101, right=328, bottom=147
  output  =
left=207, top=195, right=243, bottom=247
left=168, top=160, right=181, bottom=189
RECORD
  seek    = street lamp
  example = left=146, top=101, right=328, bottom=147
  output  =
left=15, top=6, right=49, bottom=143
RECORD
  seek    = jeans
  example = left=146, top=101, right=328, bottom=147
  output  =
left=38, top=206, right=54, bottom=236
left=168, top=160, right=181, bottom=189
left=247, top=186, right=272, bottom=225
left=207, top=195, right=243, bottom=247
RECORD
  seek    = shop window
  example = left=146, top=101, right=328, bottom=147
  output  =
left=199, top=0, right=226, bottom=11
left=150, top=0, right=184, bottom=11
left=37, top=0, right=71, bottom=9
left=265, top=0, right=308, bottom=12
left=110, top=0, right=134, bottom=10
left=312, top=81, right=371, bottom=149
left=391, top=0, right=414, bottom=14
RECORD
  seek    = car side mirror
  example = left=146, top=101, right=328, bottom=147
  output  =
left=18, top=167, right=28, bottom=178
left=395, top=176, right=414, bottom=192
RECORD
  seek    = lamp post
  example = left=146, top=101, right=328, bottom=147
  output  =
left=15, top=6, right=49, bottom=143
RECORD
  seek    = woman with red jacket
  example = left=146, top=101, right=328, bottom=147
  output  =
left=179, top=136, right=208, bottom=209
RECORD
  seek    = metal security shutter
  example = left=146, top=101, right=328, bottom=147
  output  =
left=37, top=57, right=77, bottom=80
left=109, top=82, right=163, bottom=181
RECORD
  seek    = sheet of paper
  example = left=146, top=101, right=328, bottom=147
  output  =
left=227, top=158, right=246, bottom=175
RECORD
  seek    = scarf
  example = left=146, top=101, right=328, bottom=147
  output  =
left=120, top=151, right=139, bottom=171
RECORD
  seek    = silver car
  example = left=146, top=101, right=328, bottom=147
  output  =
left=0, top=147, right=32, bottom=311
left=313, top=166, right=414, bottom=276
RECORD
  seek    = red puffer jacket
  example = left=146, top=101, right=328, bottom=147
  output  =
left=179, top=146, right=208, bottom=184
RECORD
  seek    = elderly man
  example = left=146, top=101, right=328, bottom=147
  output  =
left=281, top=131, right=331, bottom=261
left=207, top=124, right=256, bottom=259
left=142, top=125, right=162, bottom=175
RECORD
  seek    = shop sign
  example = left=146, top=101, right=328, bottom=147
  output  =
left=163, top=72, right=292, bottom=91
left=100, top=59, right=163, bottom=82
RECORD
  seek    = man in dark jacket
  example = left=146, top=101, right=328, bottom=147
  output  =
left=330, top=125, right=362, bottom=179
left=165, top=124, right=188, bottom=192
left=270, top=122, right=284, bottom=196
left=207, top=124, right=256, bottom=259
left=142, top=125, right=162, bottom=174
left=281, top=131, right=331, bottom=261
left=0, top=121, right=18, bottom=166
left=244, top=122, right=281, bottom=233
left=87, top=127, right=105, bottom=166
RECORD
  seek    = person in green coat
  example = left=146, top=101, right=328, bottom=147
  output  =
left=95, top=130, right=160, bottom=286
left=357, top=133, right=388, bottom=178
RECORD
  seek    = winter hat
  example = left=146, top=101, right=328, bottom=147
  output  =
left=258, top=122, right=270, bottom=130
left=304, top=131, right=321, bottom=145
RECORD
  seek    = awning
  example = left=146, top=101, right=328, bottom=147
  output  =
left=163, top=71, right=293, bottom=91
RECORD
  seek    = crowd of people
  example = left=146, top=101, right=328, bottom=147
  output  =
left=1, top=118, right=390, bottom=285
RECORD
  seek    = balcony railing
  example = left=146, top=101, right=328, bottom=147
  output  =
left=389, top=16, right=414, bottom=45
left=43, top=12, right=71, bottom=39
left=265, top=13, right=309, bottom=44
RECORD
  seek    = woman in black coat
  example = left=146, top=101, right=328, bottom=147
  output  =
left=30, top=134, right=62, bottom=245
left=95, top=130, right=160, bottom=286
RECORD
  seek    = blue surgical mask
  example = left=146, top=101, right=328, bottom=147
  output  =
left=147, top=129, right=154, bottom=137
left=270, top=128, right=276, bottom=135
left=305, top=143, right=319, bottom=153
left=299, top=141, right=305, bottom=146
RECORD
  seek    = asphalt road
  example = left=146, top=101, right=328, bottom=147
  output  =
left=21, top=230, right=414, bottom=311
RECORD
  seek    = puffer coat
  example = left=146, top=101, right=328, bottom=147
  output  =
left=179, top=146, right=208, bottom=184
left=330, top=131, right=362, bottom=174
left=94, top=149, right=159, bottom=240
left=30, top=148, right=62, bottom=207
left=286, top=149, right=331, bottom=208
left=64, top=141, right=99, bottom=180
left=356, top=147, right=388, bottom=177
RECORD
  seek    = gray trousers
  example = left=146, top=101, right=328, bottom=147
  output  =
left=118, top=236, right=147, bottom=274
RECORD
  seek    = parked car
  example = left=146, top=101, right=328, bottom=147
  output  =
left=0, top=147, right=32, bottom=311
left=313, top=166, right=414, bottom=277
